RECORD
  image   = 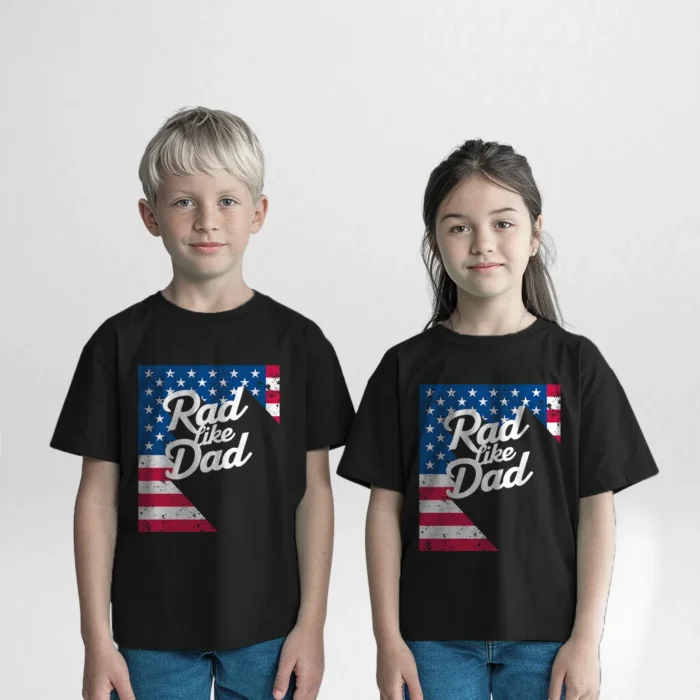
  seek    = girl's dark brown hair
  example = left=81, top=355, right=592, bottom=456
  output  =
left=421, top=139, right=564, bottom=331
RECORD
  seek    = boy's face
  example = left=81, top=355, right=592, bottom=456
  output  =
left=139, top=171, right=267, bottom=282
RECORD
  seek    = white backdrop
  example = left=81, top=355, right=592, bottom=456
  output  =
left=1, top=1, right=698, bottom=697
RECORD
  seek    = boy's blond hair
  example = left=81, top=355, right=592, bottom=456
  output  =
left=138, top=106, right=265, bottom=209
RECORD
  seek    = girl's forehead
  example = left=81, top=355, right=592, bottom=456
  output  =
left=439, top=176, right=526, bottom=217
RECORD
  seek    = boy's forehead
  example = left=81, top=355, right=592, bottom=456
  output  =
left=159, top=170, right=246, bottom=193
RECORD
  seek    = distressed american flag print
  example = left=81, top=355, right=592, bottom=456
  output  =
left=137, top=364, right=281, bottom=532
left=418, top=383, right=561, bottom=552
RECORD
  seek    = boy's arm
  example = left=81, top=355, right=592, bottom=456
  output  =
left=273, top=447, right=334, bottom=700
left=75, top=456, right=119, bottom=649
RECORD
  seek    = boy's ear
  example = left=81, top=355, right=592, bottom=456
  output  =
left=138, top=198, right=161, bottom=238
left=250, top=194, right=269, bottom=235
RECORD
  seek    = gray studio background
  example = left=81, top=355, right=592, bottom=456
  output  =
left=1, top=1, right=698, bottom=697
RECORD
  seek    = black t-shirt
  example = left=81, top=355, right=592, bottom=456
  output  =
left=336, top=316, right=659, bottom=642
left=50, top=289, right=355, bottom=650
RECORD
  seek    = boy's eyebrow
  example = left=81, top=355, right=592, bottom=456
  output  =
left=168, top=190, right=241, bottom=196
left=440, top=207, right=519, bottom=222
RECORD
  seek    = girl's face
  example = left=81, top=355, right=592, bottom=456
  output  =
left=434, top=173, right=541, bottom=302
left=139, top=171, right=267, bottom=283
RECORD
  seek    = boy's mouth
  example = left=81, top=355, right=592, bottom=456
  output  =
left=190, top=242, right=225, bottom=253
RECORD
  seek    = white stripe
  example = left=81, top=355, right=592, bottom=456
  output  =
left=266, top=402, right=280, bottom=417
left=419, top=499, right=462, bottom=513
left=138, top=506, right=205, bottom=520
left=419, top=525, right=485, bottom=540
left=139, top=455, right=173, bottom=468
left=419, top=474, right=454, bottom=487
left=547, top=422, right=561, bottom=436
left=138, top=480, right=181, bottom=494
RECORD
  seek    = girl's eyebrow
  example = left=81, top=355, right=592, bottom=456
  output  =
left=440, top=207, right=519, bottom=222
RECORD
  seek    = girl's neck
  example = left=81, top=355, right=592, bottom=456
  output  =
left=444, top=299, right=536, bottom=337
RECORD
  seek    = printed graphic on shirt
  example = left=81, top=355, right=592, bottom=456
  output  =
left=418, top=383, right=561, bottom=552
left=137, top=364, right=281, bottom=532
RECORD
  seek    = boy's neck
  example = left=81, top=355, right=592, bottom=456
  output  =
left=160, top=276, right=255, bottom=314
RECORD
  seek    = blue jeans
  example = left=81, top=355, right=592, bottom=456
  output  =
left=109, top=636, right=296, bottom=700
left=405, top=640, right=566, bottom=700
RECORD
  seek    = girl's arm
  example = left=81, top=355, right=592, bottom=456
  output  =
left=273, top=447, right=334, bottom=700
left=549, top=490, right=616, bottom=700
left=75, top=456, right=134, bottom=699
left=572, top=491, right=616, bottom=643
left=367, top=487, right=423, bottom=700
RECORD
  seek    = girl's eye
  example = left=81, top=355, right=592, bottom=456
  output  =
left=496, top=221, right=513, bottom=229
left=451, top=225, right=469, bottom=234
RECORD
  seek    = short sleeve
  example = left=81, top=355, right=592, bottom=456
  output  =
left=578, top=336, right=659, bottom=498
left=50, top=332, right=121, bottom=464
left=336, top=350, right=405, bottom=493
left=305, top=323, right=356, bottom=451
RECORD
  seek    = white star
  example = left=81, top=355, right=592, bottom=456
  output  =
left=198, top=378, right=206, bottom=387
left=176, top=379, right=185, bottom=387
left=209, top=369, right=217, bottom=378
left=251, top=388, right=260, bottom=396
left=230, top=388, right=237, bottom=395
left=187, top=369, right=196, bottom=378
left=251, top=369, right=260, bottom=378
left=144, top=406, right=153, bottom=414
left=479, top=398, right=487, bottom=406
left=145, top=424, right=153, bottom=432
left=458, top=397, right=466, bottom=406
left=426, top=443, right=435, bottom=451
left=219, top=378, right=227, bottom=386
left=156, top=397, right=164, bottom=405
left=209, top=388, right=217, bottom=396
left=437, top=452, right=445, bottom=461
left=500, top=416, right=508, bottom=423
left=522, top=397, right=530, bottom=405
left=490, top=407, right=498, bottom=415
left=437, top=434, right=445, bottom=442
left=533, top=388, right=541, bottom=397
left=511, top=388, right=519, bottom=397
left=156, top=433, right=164, bottom=441
left=436, top=397, right=445, bottom=406
left=156, top=378, right=164, bottom=387
left=490, top=388, right=498, bottom=397
left=533, top=407, right=541, bottom=415
left=166, top=369, right=174, bottom=378
left=145, top=388, right=154, bottom=396
left=468, top=388, right=477, bottom=397
left=145, top=369, right=153, bottom=378
left=501, top=398, right=508, bottom=406
left=230, top=369, right=238, bottom=378
left=426, top=460, right=435, bottom=470
left=156, top=415, right=165, bottom=423
left=426, top=424, right=434, bottom=433
left=511, top=407, right=518, bottom=415
left=145, top=442, right=153, bottom=450
left=447, top=388, right=456, bottom=397
left=166, top=388, right=174, bottom=395
left=427, top=407, right=434, bottom=415
left=426, top=388, right=434, bottom=397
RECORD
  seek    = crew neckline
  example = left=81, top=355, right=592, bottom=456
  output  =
left=432, top=315, right=548, bottom=346
left=151, top=288, right=265, bottom=324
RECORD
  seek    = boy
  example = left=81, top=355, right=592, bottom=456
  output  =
left=50, top=106, right=355, bottom=700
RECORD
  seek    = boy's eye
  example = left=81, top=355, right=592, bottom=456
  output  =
left=175, top=199, right=192, bottom=207
left=221, top=198, right=235, bottom=206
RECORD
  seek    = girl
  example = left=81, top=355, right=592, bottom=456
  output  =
left=336, top=139, right=659, bottom=700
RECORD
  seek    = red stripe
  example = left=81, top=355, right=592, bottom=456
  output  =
left=553, top=434, right=561, bottom=442
left=419, top=539, right=498, bottom=552
left=419, top=512, right=476, bottom=526
left=419, top=487, right=453, bottom=500
left=272, top=415, right=280, bottom=423
left=547, top=384, right=561, bottom=396
left=138, top=520, right=217, bottom=532
left=266, top=365, right=280, bottom=377
left=138, top=467, right=172, bottom=481
left=138, top=493, right=192, bottom=507
left=266, top=390, right=280, bottom=403
left=547, top=409, right=561, bottom=422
